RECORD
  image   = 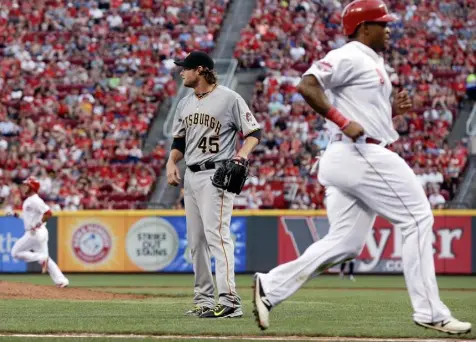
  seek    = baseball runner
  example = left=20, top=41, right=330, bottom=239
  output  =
left=7, top=177, right=69, bottom=288
left=253, top=0, right=471, bottom=334
left=167, top=51, right=261, bottom=318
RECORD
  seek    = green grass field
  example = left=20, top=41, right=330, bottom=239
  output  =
left=0, top=274, right=475, bottom=341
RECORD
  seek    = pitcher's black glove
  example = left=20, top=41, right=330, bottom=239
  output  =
left=211, top=157, right=249, bottom=194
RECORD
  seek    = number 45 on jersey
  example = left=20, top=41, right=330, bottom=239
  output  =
left=198, top=136, right=219, bottom=153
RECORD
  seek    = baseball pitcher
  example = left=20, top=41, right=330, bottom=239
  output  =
left=167, top=51, right=261, bottom=318
left=7, top=177, right=69, bottom=287
left=252, top=0, right=471, bottom=334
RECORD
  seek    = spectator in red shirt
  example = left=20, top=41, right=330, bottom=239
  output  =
left=261, top=185, right=275, bottom=209
left=136, top=168, right=154, bottom=195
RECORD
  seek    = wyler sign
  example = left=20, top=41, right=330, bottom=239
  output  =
left=278, top=216, right=473, bottom=274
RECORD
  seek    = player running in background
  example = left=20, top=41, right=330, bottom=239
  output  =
left=7, top=177, right=69, bottom=288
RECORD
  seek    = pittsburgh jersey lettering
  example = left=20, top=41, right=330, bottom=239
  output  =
left=184, top=113, right=222, bottom=136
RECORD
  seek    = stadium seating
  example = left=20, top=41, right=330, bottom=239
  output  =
left=0, top=0, right=229, bottom=210
left=233, top=0, right=474, bottom=209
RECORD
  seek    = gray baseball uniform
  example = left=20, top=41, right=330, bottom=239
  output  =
left=173, top=85, right=259, bottom=309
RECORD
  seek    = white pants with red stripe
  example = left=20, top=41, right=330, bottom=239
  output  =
left=11, top=227, right=68, bottom=286
left=258, top=140, right=452, bottom=323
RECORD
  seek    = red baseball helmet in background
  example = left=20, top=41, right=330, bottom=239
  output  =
left=341, top=0, right=397, bottom=36
left=23, top=176, right=40, bottom=193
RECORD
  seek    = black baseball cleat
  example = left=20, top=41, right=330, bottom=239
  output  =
left=184, top=305, right=212, bottom=317
left=252, top=273, right=272, bottom=330
left=199, top=304, right=243, bottom=318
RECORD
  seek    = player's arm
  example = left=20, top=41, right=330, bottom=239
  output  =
left=169, top=140, right=185, bottom=163
left=167, top=101, right=186, bottom=186
left=297, top=57, right=364, bottom=141
left=232, top=96, right=262, bottom=159
left=32, top=209, right=53, bottom=229
left=167, top=138, right=185, bottom=187
left=296, top=75, right=333, bottom=118
left=41, top=209, right=53, bottom=223
left=237, top=133, right=260, bottom=159
left=32, top=201, right=52, bottom=230
left=297, top=76, right=363, bottom=140
left=392, top=89, right=412, bottom=116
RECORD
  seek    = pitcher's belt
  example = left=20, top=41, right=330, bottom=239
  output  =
left=188, top=161, right=225, bottom=173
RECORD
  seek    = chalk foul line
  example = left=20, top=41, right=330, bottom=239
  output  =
left=0, top=334, right=475, bottom=341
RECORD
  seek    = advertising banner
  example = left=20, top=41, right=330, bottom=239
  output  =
left=58, top=215, right=247, bottom=272
left=278, top=215, right=472, bottom=274
left=58, top=215, right=126, bottom=271
left=0, top=217, right=27, bottom=272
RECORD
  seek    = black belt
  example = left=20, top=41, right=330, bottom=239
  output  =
left=188, top=161, right=224, bottom=173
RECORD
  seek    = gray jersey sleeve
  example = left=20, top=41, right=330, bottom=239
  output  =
left=172, top=99, right=186, bottom=138
left=231, top=96, right=260, bottom=137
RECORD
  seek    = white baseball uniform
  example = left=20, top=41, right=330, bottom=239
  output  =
left=11, top=194, right=68, bottom=286
left=257, top=41, right=452, bottom=323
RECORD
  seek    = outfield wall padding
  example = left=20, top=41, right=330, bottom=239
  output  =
left=0, top=210, right=474, bottom=274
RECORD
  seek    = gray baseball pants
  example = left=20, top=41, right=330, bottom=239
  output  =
left=184, top=167, right=241, bottom=308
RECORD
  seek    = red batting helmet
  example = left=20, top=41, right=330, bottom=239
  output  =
left=342, top=0, right=397, bottom=36
left=23, top=176, right=40, bottom=193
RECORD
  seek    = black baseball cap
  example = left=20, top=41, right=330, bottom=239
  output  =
left=174, top=51, right=215, bottom=70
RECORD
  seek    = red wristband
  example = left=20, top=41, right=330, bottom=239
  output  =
left=326, top=107, right=351, bottom=130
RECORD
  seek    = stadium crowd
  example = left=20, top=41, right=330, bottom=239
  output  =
left=0, top=0, right=473, bottom=212
left=0, top=0, right=230, bottom=210
left=232, top=0, right=475, bottom=210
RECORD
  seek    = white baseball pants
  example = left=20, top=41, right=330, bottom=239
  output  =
left=11, top=227, right=68, bottom=285
left=259, top=140, right=452, bottom=323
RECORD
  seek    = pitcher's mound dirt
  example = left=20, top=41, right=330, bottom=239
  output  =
left=0, top=281, right=147, bottom=301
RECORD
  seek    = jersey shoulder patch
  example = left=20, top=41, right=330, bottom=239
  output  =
left=245, top=112, right=253, bottom=122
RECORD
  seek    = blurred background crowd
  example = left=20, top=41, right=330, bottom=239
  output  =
left=0, top=0, right=474, bottom=211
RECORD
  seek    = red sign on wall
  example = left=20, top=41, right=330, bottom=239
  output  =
left=278, top=216, right=472, bottom=274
